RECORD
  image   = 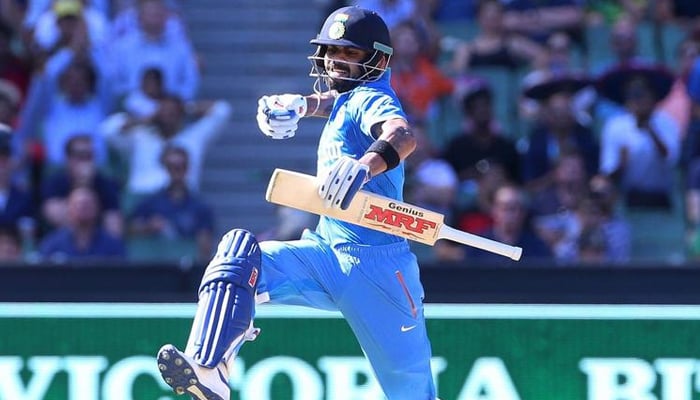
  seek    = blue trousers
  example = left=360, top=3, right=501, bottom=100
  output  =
left=256, top=230, right=437, bottom=400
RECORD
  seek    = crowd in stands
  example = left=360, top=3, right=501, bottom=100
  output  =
left=4, top=0, right=700, bottom=268
left=322, top=0, right=700, bottom=266
left=0, top=0, right=229, bottom=264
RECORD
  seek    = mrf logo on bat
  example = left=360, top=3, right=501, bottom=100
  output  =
left=362, top=202, right=438, bottom=239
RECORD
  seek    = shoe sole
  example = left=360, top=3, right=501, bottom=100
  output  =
left=157, top=344, right=225, bottom=400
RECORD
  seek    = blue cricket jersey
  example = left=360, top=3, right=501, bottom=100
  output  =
left=315, top=70, right=408, bottom=247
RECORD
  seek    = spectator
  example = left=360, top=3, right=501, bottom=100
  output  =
left=682, top=36, right=700, bottom=238
left=542, top=30, right=577, bottom=74
left=0, top=125, right=37, bottom=232
left=537, top=193, right=610, bottom=264
left=122, top=66, right=164, bottom=118
left=440, top=79, right=518, bottom=237
left=441, top=78, right=521, bottom=183
left=501, top=0, right=585, bottom=48
left=356, top=0, right=443, bottom=60
left=390, top=19, right=454, bottom=122
left=436, top=183, right=552, bottom=264
left=0, top=0, right=24, bottom=33
left=658, top=37, right=699, bottom=136
left=571, top=197, right=612, bottom=264
left=0, top=225, right=22, bottom=263
left=100, top=95, right=231, bottom=196
left=656, top=0, right=700, bottom=25
left=597, top=63, right=680, bottom=210
left=353, top=0, right=415, bottom=30
left=107, top=0, right=199, bottom=101
left=472, top=183, right=552, bottom=262
left=39, top=134, right=123, bottom=237
left=591, top=15, right=655, bottom=123
left=0, top=90, right=26, bottom=184
left=433, top=168, right=507, bottom=264
left=450, top=0, right=546, bottom=73
left=536, top=174, right=631, bottom=265
left=587, top=0, right=650, bottom=25
left=23, top=0, right=109, bottom=37
left=0, top=20, right=31, bottom=99
left=110, top=0, right=187, bottom=42
left=127, top=145, right=215, bottom=261
left=38, top=185, right=124, bottom=261
left=450, top=161, right=507, bottom=242
left=31, top=0, right=109, bottom=55
left=404, top=121, right=458, bottom=216
left=577, top=226, right=609, bottom=264
left=0, top=80, right=21, bottom=128
left=589, top=174, right=631, bottom=262
left=411, top=0, right=448, bottom=61
left=530, top=150, right=590, bottom=218
left=530, top=152, right=593, bottom=263
left=431, top=0, right=474, bottom=22
left=520, top=35, right=597, bottom=124
left=14, top=24, right=114, bottom=169
left=595, top=14, right=647, bottom=74
left=519, top=72, right=599, bottom=189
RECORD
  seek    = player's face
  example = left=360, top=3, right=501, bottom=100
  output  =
left=324, top=45, right=369, bottom=89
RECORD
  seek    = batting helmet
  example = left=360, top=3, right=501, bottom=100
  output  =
left=308, top=6, right=393, bottom=90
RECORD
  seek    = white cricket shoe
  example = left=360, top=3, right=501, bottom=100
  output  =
left=157, top=344, right=230, bottom=400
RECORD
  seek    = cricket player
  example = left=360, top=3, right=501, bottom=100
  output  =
left=157, top=6, right=438, bottom=399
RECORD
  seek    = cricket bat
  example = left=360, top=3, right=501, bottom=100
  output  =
left=265, top=169, right=522, bottom=261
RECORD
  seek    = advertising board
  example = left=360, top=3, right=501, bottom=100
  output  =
left=1, top=303, right=699, bottom=400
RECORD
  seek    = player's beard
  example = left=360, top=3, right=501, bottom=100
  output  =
left=326, top=76, right=360, bottom=93
left=325, top=61, right=362, bottom=93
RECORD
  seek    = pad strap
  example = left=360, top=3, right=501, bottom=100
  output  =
left=366, top=139, right=400, bottom=171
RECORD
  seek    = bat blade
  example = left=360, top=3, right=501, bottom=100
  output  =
left=266, top=169, right=522, bottom=260
left=266, top=169, right=443, bottom=243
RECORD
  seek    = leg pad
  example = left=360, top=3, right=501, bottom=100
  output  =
left=186, top=229, right=261, bottom=367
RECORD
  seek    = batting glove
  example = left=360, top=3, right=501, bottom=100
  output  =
left=319, top=156, right=371, bottom=210
left=256, top=94, right=307, bottom=139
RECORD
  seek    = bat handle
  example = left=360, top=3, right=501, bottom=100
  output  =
left=509, top=246, right=524, bottom=261
left=439, top=225, right=523, bottom=261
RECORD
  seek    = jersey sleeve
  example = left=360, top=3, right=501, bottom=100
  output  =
left=354, top=90, right=407, bottom=139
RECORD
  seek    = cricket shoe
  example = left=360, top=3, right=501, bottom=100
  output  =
left=157, top=344, right=230, bottom=400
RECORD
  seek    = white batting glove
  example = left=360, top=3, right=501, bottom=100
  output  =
left=256, top=94, right=307, bottom=139
left=319, top=156, right=371, bottom=210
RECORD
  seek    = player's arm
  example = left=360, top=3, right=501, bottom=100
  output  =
left=359, top=118, right=416, bottom=178
left=256, top=92, right=337, bottom=139
left=304, top=91, right=337, bottom=118
left=319, top=118, right=416, bottom=210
